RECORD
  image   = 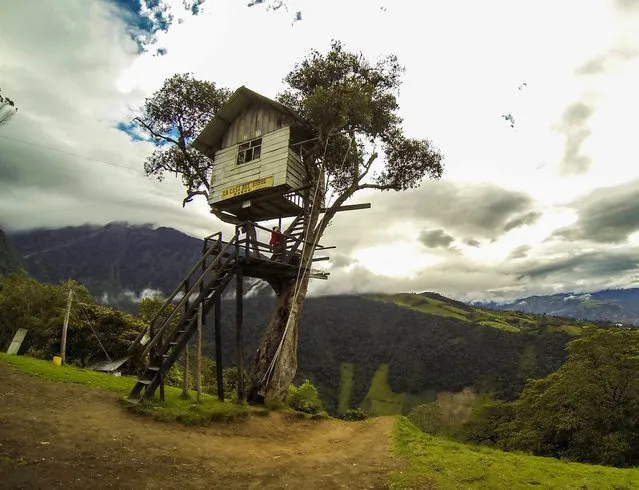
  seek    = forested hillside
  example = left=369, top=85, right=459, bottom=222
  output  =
left=205, top=294, right=594, bottom=415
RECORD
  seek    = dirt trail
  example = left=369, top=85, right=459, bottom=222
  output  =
left=0, top=363, right=397, bottom=489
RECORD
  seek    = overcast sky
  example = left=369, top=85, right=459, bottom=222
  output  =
left=1, top=0, right=639, bottom=302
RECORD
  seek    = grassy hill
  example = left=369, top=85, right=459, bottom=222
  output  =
left=2, top=354, right=638, bottom=490
left=206, top=293, right=608, bottom=417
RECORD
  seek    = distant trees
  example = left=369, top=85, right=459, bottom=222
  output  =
left=0, top=270, right=145, bottom=368
left=0, top=88, right=18, bottom=127
left=462, top=328, right=639, bottom=468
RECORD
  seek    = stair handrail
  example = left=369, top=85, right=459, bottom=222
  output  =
left=140, top=237, right=237, bottom=359
left=128, top=232, right=223, bottom=353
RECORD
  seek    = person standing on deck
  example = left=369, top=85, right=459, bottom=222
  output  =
left=270, top=226, right=285, bottom=259
left=241, top=222, right=260, bottom=256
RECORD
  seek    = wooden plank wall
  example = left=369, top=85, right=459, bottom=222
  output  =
left=221, top=103, right=292, bottom=150
left=210, top=127, right=291, bottom=203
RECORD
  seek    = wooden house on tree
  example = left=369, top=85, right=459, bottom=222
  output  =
left=192, top=86, right=324, bottom=225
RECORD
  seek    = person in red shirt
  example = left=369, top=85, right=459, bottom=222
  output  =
left=270, top=226, right=284, bottom=258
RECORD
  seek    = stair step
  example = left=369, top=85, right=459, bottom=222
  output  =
left=124, top=397, right=140, bottom=405
left=137, top=379, right=153, bottom=385
left=147, top=366, right=160, bottom=371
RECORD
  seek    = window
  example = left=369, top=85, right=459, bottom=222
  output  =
left=237, top=137, right=262, bottom=164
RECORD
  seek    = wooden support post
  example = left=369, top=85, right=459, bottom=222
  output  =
left=182, top=344, right=189, bottom=397
left=214, top=298, right=224, bottom=402
left=159, top=370, right=165, bottom=402
left=236, top=268, right=245, bottom=401
left=60, top=289, right=73, bottom=364
left=196, top=304, right=203, bottom=403
left=182, top=280, right=189, bottom=397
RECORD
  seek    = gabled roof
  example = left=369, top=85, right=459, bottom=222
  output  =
left=192, top=86, right=309, bottom=158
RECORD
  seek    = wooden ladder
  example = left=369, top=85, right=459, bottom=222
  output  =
left=125, top=237, right=237, bottom=404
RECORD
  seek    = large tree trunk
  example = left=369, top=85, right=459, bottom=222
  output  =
left=246, top=272, right=311, bottom=402
left=247, top=177, right=325, bottom=402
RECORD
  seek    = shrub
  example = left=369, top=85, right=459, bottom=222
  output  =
left=340, top=408, right=368, bottom=421
left=287, top=379, right=323, bottom=415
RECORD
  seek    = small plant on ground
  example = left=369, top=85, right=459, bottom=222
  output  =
left=286, top=379, right=323, bottom=415
left=340, top=408, right=369, bottom=421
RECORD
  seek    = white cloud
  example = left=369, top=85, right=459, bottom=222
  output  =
left=2, top=0, right=639, bottom=300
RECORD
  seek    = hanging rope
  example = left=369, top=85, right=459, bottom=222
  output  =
left=79, top=303, right=112, bottom=362
left=260, top=137, right=331, bottom=387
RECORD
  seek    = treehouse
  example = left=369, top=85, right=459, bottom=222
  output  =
left=192, top=86, right=321, bottom=223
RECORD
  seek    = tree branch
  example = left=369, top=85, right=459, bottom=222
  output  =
left=181, top=190, right=209, bottom=207
left=133, top=117, right=180, bottom=145
left=355, top=182, right=395, bottom=192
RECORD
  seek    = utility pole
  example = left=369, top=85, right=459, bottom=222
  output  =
left=60, top=289, right=73, bottom=364
left=196, top=304, right=203, bottom=403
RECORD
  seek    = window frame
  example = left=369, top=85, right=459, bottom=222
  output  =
left=236, top=137, right=263, bottom=165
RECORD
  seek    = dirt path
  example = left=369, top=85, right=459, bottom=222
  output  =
left=0, top=363, right=397, bottom=489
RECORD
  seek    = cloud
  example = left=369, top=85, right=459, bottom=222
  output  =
left=515, top=247, right=639, bottom=281
left=503, top=211, right=542, bottom=232
left=553, top=179, right=639, bottom=243
left=323, top=181, right=538, bottom=255
left=614, top=0, right=639, bottom=12
left=556, top=101, right=594, bottom=176
left=418, top=229, right=455, bottom=249
left=508, top=245, right=531, bottom=260
left=463, top=239, right=481, bottom=248
left=0, top=0, right=223, bottom=239
left=576, top=47, right=639, bottom=75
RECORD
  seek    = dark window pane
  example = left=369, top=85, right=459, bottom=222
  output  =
left=239, top=142, right=249, bottom=152
left=252, top=146, right=261, bottom=159
left=237, top=151, right=246, bottom=164
left=250, top=138, right=262, bottom=148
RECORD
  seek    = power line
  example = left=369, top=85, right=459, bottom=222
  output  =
left=0, top=134, right=144, bottom=174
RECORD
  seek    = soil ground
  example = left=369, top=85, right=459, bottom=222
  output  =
left=0, top=362, right=397, bottom=489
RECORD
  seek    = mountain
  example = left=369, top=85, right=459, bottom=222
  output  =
left=8, top=222, right=270, bottom=310
left=6, top=223, right=622, bottom=416
left=0, top=228, right=23, bottom=276
left=478, top=290, right=639, bottom=326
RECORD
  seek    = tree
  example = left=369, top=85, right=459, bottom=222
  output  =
left=133, top=73, right=231, bottom=211
left=469, top=328, right=639, bottom=467
left=0, top=88, right=18, bottom=127
left=135, top=41, right=444, bottom=402
left=248, top=41, right=443, bottom=401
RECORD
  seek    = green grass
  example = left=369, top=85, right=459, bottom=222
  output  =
left=369, top=293, right=596, bottom=336
left=361, top=364, right=406, bottom=416
left=338, top=362, right=354, bottom=414
left=391, top=417, right=639, bottom=489
left=0, top=353, right=250, bottom=425
left=547, top=324, right=583, bottom=336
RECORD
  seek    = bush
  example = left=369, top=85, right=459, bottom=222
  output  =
left=340, top=408, right=368, bottom=421
left=287, top=379, right=323, bottom=415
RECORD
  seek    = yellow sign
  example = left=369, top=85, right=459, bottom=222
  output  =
left=221, top=176, right=274, bottom=200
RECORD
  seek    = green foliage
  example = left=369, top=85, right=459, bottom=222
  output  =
left=0, top=271, right=144, bottom=370
left=279, top=40, right=443, bottom=196
left=1, top=353, right=249, bottom=426
left=340, top=408, right=368, bottom=421
left=391, top=416, right=639, bottom=490
left=462, top=328, right=639, bottom=468
left=0, top=87, right=18, bottom=126
left=133, top=73, right=231, bottom=206
left=287, top=379, right=323, bottom=414
left=337, top=362, right=354, bottom=414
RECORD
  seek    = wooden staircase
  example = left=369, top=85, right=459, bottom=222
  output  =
left=125, top=236, right=237, bottom=404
